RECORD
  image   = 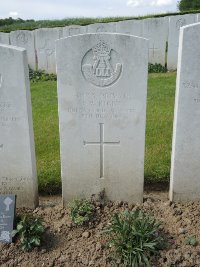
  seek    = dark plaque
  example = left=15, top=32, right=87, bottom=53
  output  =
left=0, top=195, right=16, bottom=243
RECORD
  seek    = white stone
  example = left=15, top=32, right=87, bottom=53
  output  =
left=10, top=30, right=36, bottom=70
left=35, top=28, right=63, bottom=74
left=87, top=22, right=116, bottom=33
left=0, top=44, right=38, bottom=208
left=63, top=25, right=87, bottom=37
left=142, top=17, right=169, bottom=66
left=0, top=33, right=10, bottom=45
left=116, top=19, right=143, bottom=37
left=56, top=33, right=148, bottom=204
left=167, top=14, right=197, bottom=70
left=170, top=23, right=200, bottom=202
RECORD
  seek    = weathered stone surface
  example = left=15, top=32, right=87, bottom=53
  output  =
left=116, top=19, right=143, bottom=37
left=0, top=33, right=10, bottom=45
left=10, top=30, right=36, bottom=70
left=63, top=25, right=87, bottom=37
left=56, top=33, right=148, bottom=204
left=87, top=22, right=116, bottom=33
left=35, top=28, right=63, bottom=73
left=142, top=17, right=169, bottom=66
left=170, top=23, right=200, bottom=202
left=167, top=14, right=197, bottom=70
left=0, top=44, right=38, bottom=208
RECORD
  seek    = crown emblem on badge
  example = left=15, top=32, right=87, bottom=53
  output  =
left=93, top=41, right=111, bottom=58
left=82, top=40, right=122, bottom=87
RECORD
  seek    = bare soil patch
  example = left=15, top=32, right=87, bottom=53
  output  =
left=1, top=191, right=200, bottom=267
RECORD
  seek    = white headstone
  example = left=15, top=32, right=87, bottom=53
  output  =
left=10, top=30, right=36, bottom=70
left=0, top=44, right=38, bottom=208
left=87, top=22, right=116, bottom=33
left=116, top=19, right=143, bottom=37
left=143, top=17, right=169, bottom=66
left=56, top=33, right=148, bottom=204
left=63, top=25, right=87, bottom=37
left=170, top=23, right=200, bottom=202
left=167, top=14, right=197, bottom=70
left=0, top=33, right=10, bottom=45
left=35, top=28, right=63, bottom=74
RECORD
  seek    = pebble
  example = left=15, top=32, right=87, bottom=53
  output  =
left=82, top=231, right=90, bottom=238
left=178, top=228, right=187, bottom=234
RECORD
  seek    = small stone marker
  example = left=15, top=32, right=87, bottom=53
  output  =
left=56, top=33, right=148, bottom=204
left=35, top=28, right=63, bottom=73
left=167, top=14, right=197, bottom=70
left=10, top=30, right=36, bottom=70
left=0, top=195, right=16, bottom=243
left=170, top=23, right=200, bottom=201
left=0, top=44, right=38, bottom=208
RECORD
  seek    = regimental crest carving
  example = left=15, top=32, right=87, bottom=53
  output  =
left=176, top=18, right=186, bottom=29
left=82, top=40, right=122, bottom=87
left=17, top=32, right=28, bottom=44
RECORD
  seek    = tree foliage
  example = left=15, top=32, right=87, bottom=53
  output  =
left=178, top=0, right=200, bottom=12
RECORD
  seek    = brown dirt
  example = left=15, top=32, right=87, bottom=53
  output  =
left=1, top=191, right=200, bottom=267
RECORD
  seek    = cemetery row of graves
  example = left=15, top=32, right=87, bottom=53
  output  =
left=1, top=18, right=200, bottom=266
left=1, top=12, right=200, bottom=74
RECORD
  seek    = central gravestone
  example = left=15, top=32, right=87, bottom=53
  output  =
left=56, top=34, right=148, bottom=204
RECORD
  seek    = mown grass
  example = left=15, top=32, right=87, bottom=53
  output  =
left=1, top=10, right=200, bottom=32
left=31, top=81, right=61, bottom=193
left=31, top=73, right=176, bottom=193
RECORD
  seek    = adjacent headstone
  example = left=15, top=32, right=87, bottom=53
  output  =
left=0, top=44, right=38, bottom=208
left=56, top=33, right=148, bottom=204
left=87, top=22, right=116, bottom=33
left=10, top=30, right=36, bottom=70
left=0, top=195, right=16, bottom=243
left=143, top=17, right=169, bottom=66
left=170, top=23, right=200, bottom=202
left=63, top=25, right=87, bottom=37
left=196, top=13, right=200, bottom=22
left=0, top=33, right=10, bottom=45
left=167, top=14, right=197, bottom=70
left=35, top=28, right=63, bottom=73
left=116, top=19, right=143, bottom=37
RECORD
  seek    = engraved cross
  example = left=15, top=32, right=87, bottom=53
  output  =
left=149, top=44, right=159, bottom=58
left=83, top=123, right=120, bottom=178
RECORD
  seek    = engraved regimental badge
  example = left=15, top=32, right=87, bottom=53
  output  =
left=82, top=40, right=122, bottom=87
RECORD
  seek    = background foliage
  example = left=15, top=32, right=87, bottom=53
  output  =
left=178, top=0, right=200, bottom=12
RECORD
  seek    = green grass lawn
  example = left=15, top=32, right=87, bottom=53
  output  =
left=31, top=72, right=176, bottom=193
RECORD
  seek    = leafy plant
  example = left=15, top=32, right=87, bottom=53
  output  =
left=68, top=199, right=95, bottom=226
left=148, top=63, right=167, bottom=73
left=104, top=210, right=165, bottom=267
left=12, top=215, right=45, bottom=251
left=185, top=235, right=198, bottom=247
left=29, top=68, right=57, bottom=82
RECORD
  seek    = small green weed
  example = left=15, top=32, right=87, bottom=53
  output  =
left=12, top=215, right=45, bottom=251
left=29, top=68, right=57, bottom=82
left=148, top=63, right=167, bottom=73
left=185, top=235, right=198, bottom=247
left=68, top=199, right=95, bottom=226
left=104, top=210, right=165, bottom=267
